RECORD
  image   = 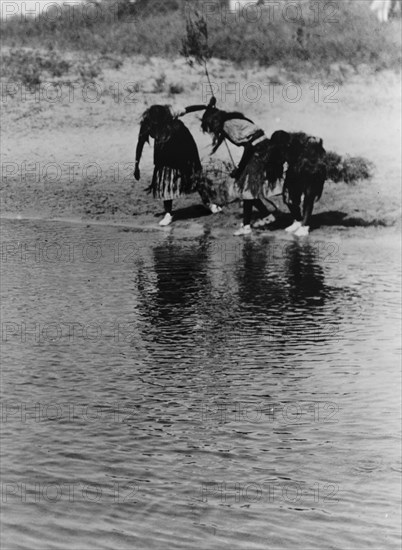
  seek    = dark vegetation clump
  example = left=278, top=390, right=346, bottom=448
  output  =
left=324, top=151, right=375, bottom=183
left=199, top=159, right=233, bottom=204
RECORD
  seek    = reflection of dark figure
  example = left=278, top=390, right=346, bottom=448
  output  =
left=137, top=237, right=211, bottom=341
left=235, top=239, right=332, bottom=345
left=282, top=241, right=328, bottom=307
left=236, top=240, right=279, bottom=309
left=236, top=240, right=327, bottom=313
left=134, top=105, right=220, bottom=226
left=266, top=130, right=327, bottom=236
left=135, top=236, right=237, bottom=399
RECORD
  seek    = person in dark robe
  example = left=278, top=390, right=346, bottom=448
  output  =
left=266, top=130, right=327, bottom=236
left=134, top=104, right=222, bottom=226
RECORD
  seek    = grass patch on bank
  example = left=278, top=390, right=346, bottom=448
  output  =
left=1, top=0, right=400, bottom=76
left=1, top=48, right=104, bottom=89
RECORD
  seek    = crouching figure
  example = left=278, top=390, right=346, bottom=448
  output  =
left=267, top=131, right=327, bottom=236
left=134, top=104, right=221, bottom=226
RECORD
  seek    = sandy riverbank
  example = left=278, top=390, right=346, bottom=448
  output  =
left=1, top=54, right=401, bottom=237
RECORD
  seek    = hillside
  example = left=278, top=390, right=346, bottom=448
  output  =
left=1, top=0, right=401, bottom=79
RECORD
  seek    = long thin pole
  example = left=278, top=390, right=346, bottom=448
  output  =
left=204, top=61, right=235, bottom=167
left=204, top=60, right=278, bottom=211
left=205, top=61, right=278, bottom=211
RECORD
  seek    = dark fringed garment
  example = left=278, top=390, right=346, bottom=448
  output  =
left=148, top=119, right=202, bottom=200
left=264, top=130, right=327, bottom=203
left=282, top=132, right=327, bottom=202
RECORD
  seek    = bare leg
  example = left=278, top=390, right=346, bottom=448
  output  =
left=284, top=179, right=303, bottom=233
left=302, top=190, right=315, bottom=227
left=253, top=199, right=270, bottom=217
left=294, top=189, right=315, bottom=236
left=233, top=200, right=253, bottom=235
left=243, top=200, right=253, bottom=226
left=286, top=198, right=302, bottom=222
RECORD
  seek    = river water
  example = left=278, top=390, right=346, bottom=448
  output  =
left=1, top=219, right=401, bottom=550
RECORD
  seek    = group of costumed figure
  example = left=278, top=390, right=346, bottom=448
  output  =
left=134, top=97, right=327, bottom=237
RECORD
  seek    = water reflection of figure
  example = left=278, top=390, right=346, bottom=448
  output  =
left=235, top=239, right=335, bottom=346
left=137, top=235, right=211, bottom=343
left=282, top=241, right=330, bottom=307
left=135, top=235, right=235, bottom=401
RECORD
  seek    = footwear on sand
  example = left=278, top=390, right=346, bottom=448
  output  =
left=233, top=223, right=252, bottom=236
left=159, top=213, right=173, bottom=226
left=285, top=220, right=302, bottom=233
left=294, top=225, right=310, bottom=237
left=209, top=204, right=223, bottom=214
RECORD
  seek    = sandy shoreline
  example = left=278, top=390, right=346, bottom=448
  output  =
left=2, top=55, right=401, bottom=237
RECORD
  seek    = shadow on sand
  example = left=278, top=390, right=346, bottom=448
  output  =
left=261, top=210, right=390, bottom=230
left=154, top=204, right=212, bottom=221
left=153, top=203, right=391, bottom=229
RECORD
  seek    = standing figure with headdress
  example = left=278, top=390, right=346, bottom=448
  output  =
left=134, top=104, right=222, bottom=226
left=199, top=98, right=276, bottom=236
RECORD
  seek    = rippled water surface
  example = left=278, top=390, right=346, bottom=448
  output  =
left=1, top=219, right=401, bottom=550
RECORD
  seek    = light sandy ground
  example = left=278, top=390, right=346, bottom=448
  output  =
left=1, top=54, right=401, bottom=237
